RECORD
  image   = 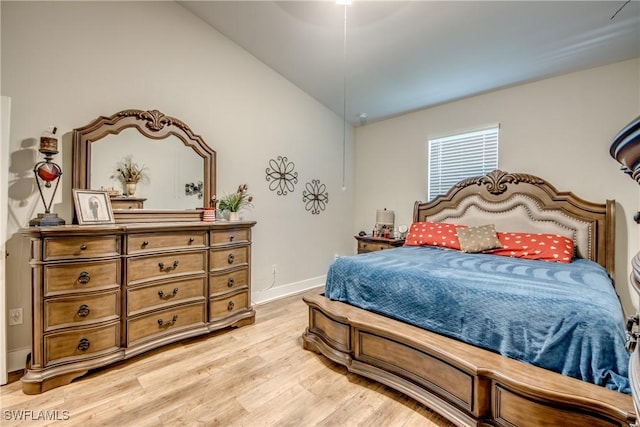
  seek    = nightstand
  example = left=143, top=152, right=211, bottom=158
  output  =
left=355, top=235, right=405, bottom=254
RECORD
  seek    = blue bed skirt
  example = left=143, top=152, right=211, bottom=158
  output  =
left=324, top=246, right=630, bottom=393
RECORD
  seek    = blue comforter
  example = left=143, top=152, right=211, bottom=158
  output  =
left=325, top=246, right=630, bottom=393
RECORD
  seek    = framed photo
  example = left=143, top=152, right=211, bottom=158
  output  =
left=73, top=189, right=115, bottom=225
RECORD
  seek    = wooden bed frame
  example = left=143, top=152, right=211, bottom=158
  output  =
left=302, top=170, right=635, bottom=427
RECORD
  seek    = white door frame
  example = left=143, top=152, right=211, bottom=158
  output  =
left=1, top=96, right=11, bottom=385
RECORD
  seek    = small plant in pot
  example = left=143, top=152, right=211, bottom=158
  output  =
left=112, top=155, right=147, bottom=197
left=218, top=184, right=253, bottom=220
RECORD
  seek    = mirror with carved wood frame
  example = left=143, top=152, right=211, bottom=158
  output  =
left=72, top=109, right=216, bottom=223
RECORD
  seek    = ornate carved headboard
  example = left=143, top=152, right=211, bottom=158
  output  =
left=414, top=170, right=615, bottom=279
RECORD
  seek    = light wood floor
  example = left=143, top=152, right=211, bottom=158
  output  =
left=0, top=289, right=454, bottom=427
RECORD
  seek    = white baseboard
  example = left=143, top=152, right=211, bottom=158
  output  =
left=252, top=275, right=325, bottom=305
left=8, top=347, right=29, bottom=374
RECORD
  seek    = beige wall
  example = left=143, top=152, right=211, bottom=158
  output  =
left=355, top=58, right=640, bottom=314
left=1, top=1, right=355, bottom=369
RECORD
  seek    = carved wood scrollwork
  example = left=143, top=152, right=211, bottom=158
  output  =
left=116, top=109, right=190, bottom=133
left=455, top=169, right=544, bottom=195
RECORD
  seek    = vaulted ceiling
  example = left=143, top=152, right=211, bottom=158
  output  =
left=180, top=1, right=640, bottom=125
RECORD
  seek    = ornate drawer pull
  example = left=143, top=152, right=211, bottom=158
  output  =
left=227, top=278, right=235, bottom=287
left=158, top=260, right=179, bottom=272
left=157, top=314, right=178, bottom=327
left=189, top=237, right=195, bottom=243
left=227, top=301, right=235, bottom=311
left=158, top=288, right=179, bottom=299
left=79, top=244, right=87, bottom=250
left=141, top=241, right=149, bottom=247
left=227, top=254, right=235, bottom=264
left=229, top=235, right=235, bottom=242
left=77, top=304, right=90, bottom=317
left=77, top=338, right=90, bottom=351
left=77, top=271, right=91, bottom=284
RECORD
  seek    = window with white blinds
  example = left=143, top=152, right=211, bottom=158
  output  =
left=427, top=126, right=499, bottom=200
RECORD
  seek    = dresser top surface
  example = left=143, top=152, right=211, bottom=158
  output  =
left=22, top=221, right=257, bottom=237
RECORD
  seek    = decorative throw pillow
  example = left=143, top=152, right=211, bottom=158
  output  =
left=456, top=224, right=502, bottom=253
left=403, top=221, right=467, bottom=250
left=491, top=232, right=575, bottom=263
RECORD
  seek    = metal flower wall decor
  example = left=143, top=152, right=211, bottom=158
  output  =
left=302, top=179, right=329, bottom=215
left=265, top=156, right=298, bottom=195
left=185, top=180, right=203, bottom=199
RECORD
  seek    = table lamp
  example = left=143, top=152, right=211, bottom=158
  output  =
left=375, top=208, right=394, bottom=237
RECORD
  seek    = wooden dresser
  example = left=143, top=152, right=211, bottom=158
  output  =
left=21, top=221, right=255, bottom=394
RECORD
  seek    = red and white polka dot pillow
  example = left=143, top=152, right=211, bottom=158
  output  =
left=404, top=221, right=467, bottom=250
left=491, top=232, right=575, bottom=263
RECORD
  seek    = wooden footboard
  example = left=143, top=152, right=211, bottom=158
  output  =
left=302, top=293, right=636, bottom=427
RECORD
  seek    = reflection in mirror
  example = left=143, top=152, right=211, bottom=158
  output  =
left=91, top=129, right=205, bottom=210
left=73, top=109, right=216, bottom=222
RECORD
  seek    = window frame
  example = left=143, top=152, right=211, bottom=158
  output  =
left=427, top=125, right=499, bottom=201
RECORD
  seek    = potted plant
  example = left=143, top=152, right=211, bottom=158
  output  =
left=218, top=184, right=253, bottom=220
left=113, top=156, right=147, bottom=197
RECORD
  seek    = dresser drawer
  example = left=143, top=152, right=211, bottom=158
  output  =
left=44, top=236, right=119, bottom=261
left=211, top=229, right=250, bottom=246
left=127, top=251, right=207, bottom=285
left=127, top=277, right=206, bottom=316
left=44, top=291, right=120, bottom=332
left=127, top=231, right=207, bottom=254
left=44, top=259, right=120, bottom=296
left=209, top=291, right=249, bottom=320
left=357, top=240, right=394, bottom=252
left=210, top=246, right=249, bottom=272
left=44, top=322, right=120, bottom=366
left=210, top=268, right=249, bottom=296
left=127, top=302, right=206, bottom=346
left=110, top=198, right=145, bottom=210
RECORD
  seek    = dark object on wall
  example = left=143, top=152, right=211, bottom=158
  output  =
left=302, top=179, right=328, bottom=215
left=610, top=115, right=640, bottom=185
left=610, top=115, right=640, bottom=223
left=266, top=155, right=298, bottom=195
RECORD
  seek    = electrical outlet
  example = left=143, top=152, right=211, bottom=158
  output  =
left=8, top=308, right=23, bottom=326
left=272, top=264, right=277, bottom=274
